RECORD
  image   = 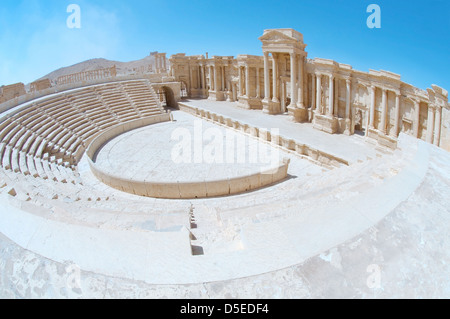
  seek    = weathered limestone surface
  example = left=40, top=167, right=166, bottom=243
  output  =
left=0, top=137, right=449, bottom=298
left=170, top=28, right=449, bottom=151
left=0, top=27, right=448, bottom=299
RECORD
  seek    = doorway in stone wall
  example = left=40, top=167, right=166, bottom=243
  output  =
left=157, top=86, right=177, bottom=110
left=354, top=108, right=367, bottom=136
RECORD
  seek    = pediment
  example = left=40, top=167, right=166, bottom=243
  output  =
left=259, top=30, right=299, bottom=44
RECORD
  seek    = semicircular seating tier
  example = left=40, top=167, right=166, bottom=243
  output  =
left=0, top=79, right=164, bottom=185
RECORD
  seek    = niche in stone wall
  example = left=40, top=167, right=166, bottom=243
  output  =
left=401, top=98, right=414, bottom=136
left=418, top=102, right=429, bottom=141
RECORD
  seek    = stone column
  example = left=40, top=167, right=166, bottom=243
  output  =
left=200, top=65, right=205, bottom=90
left=210, top=66, right=214, bottom=91
left=188, top=64, right=193, bottom=91
left=245, top=65, right=250, bottom=98
left=328, top=74, right=334, bottom=116
left=345, top=79, right=351, bottom=120
left=311, top=74, right=316, bottom=111
left=393, top=93, right=401, bottom=137
left=334, top=77, right=339, bottom=117
left=263, top=52, right=270, bottom=101
left=222, top=66, right=226, bottom=91
left=297, top=55, right=304, bottom=108
left=413, top=99, right=420, bottom=138
left=238, top=66, right=243, bottom=96
left=434, top=106, right=442, bottom=146
left=426, top=105, right=435, bottom=144
left=380, top=88, right=388, bottom=134
left=316, top=74, right=322, bottom=115
left=272, top=54, right=279, bottom=103
left=289, top=53, right=297, bottom=108
left=256, top=68, right=261, bottom=99
left=214, top=65, right=219, bottom=93
left=369, top=86, right=376, bottom=129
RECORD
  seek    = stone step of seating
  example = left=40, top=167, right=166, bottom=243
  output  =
left=31, top=118, right=55, bottom=136
left=2, top=146, right=12, bottom=170
left=50, top=162, right=67, bottom=184
left=15, top=110, right=41, bottom=127
left=76, top=125, right=100, bottom=141
left=43, top=103, right=74, bottom=116
left=36, top=138, right=50, bottom=159
left=66, top=119, right=90, bottom=132
left=0, top=142, right=7, bottom=161
left=22, top=133, right=38, bottom=154
left=8, top=127, right=27, bottom=149
left=41, top=160, right=58, bottom=182
left=18, top=151, right=30, bottom=176
left=0, top=122, right=22, bottom=144
left=33, top=157, right=48, bottom=180
left=0, top=118, right=13, bottom=134
left=96, top=119, right=120, bottom=129
left=28, top=136, right=44, bottom=158
left=26, top=154, right=39, bottom=178
left=71, top=144, right=86, bottom=165
left=11, top=148, right=21, bottom=173
left=15, top=130, right=33, bottom=152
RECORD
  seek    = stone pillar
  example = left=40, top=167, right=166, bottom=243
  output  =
left=328, top=74, right=334, bottom=116
left=272, top=54, right=279, bottom=103
left=164, top=56, right=167, bottom=72
left=210, top=66, right=215, bottom=91
left=245, top=65, right=250, bottom=98
left=263, top=52, right=270, bottom=101
left=426, top=105, right=435, bottom=144
left=188, top=64, right=193, bottom=92
left=222, top=66, right=226, bottom=91
left=393, top=93, right=401, bottom=137
left=345, top=79, right=351, bottom=119
left=413, top=99, right=420, bottom=138
left=334, top=77, right=339, bottom=117
left=214, top=65, right=219, bottom=93
left=434, top=106, right=442, bottom=146
left=200, top=65, right=205, bottom=90
left=238, top=67, right=243, bottom=96
left=369, top=86, right=376, bottom=128
left=380, top=88, right=388, bottom=134
left=316, top=74, right=322, bottom=115
left=311, top=74, right=316, bottom=111
left=289, top=53, right=297, bottom=108
left=297, top=55, right=304, bottom=108
left=256, top=68, right=261, bottom=99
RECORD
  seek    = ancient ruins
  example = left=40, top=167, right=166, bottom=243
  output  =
left=0, top=29, right=449, bottom=298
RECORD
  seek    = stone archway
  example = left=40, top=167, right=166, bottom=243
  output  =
left=157, top=86, right=177, bottom=109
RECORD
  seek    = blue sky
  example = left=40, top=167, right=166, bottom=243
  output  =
left=0, top=0, right=449, bottom=91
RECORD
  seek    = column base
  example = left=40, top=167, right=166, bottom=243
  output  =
left=208, top=91, right=225, bottom=101
left=238, top=96, right=263, bottom=110
left=313, top=113, right=339, bottom=134
left=262, top=99, right=281, bottom=115
left=287, top=106, right=308, bottom=123
left=343, top=119, right=353, bottom=136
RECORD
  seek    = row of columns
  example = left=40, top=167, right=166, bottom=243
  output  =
left=313, top=73, right=352, bottom=120
left=261, top=52, right=306, bottom=108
